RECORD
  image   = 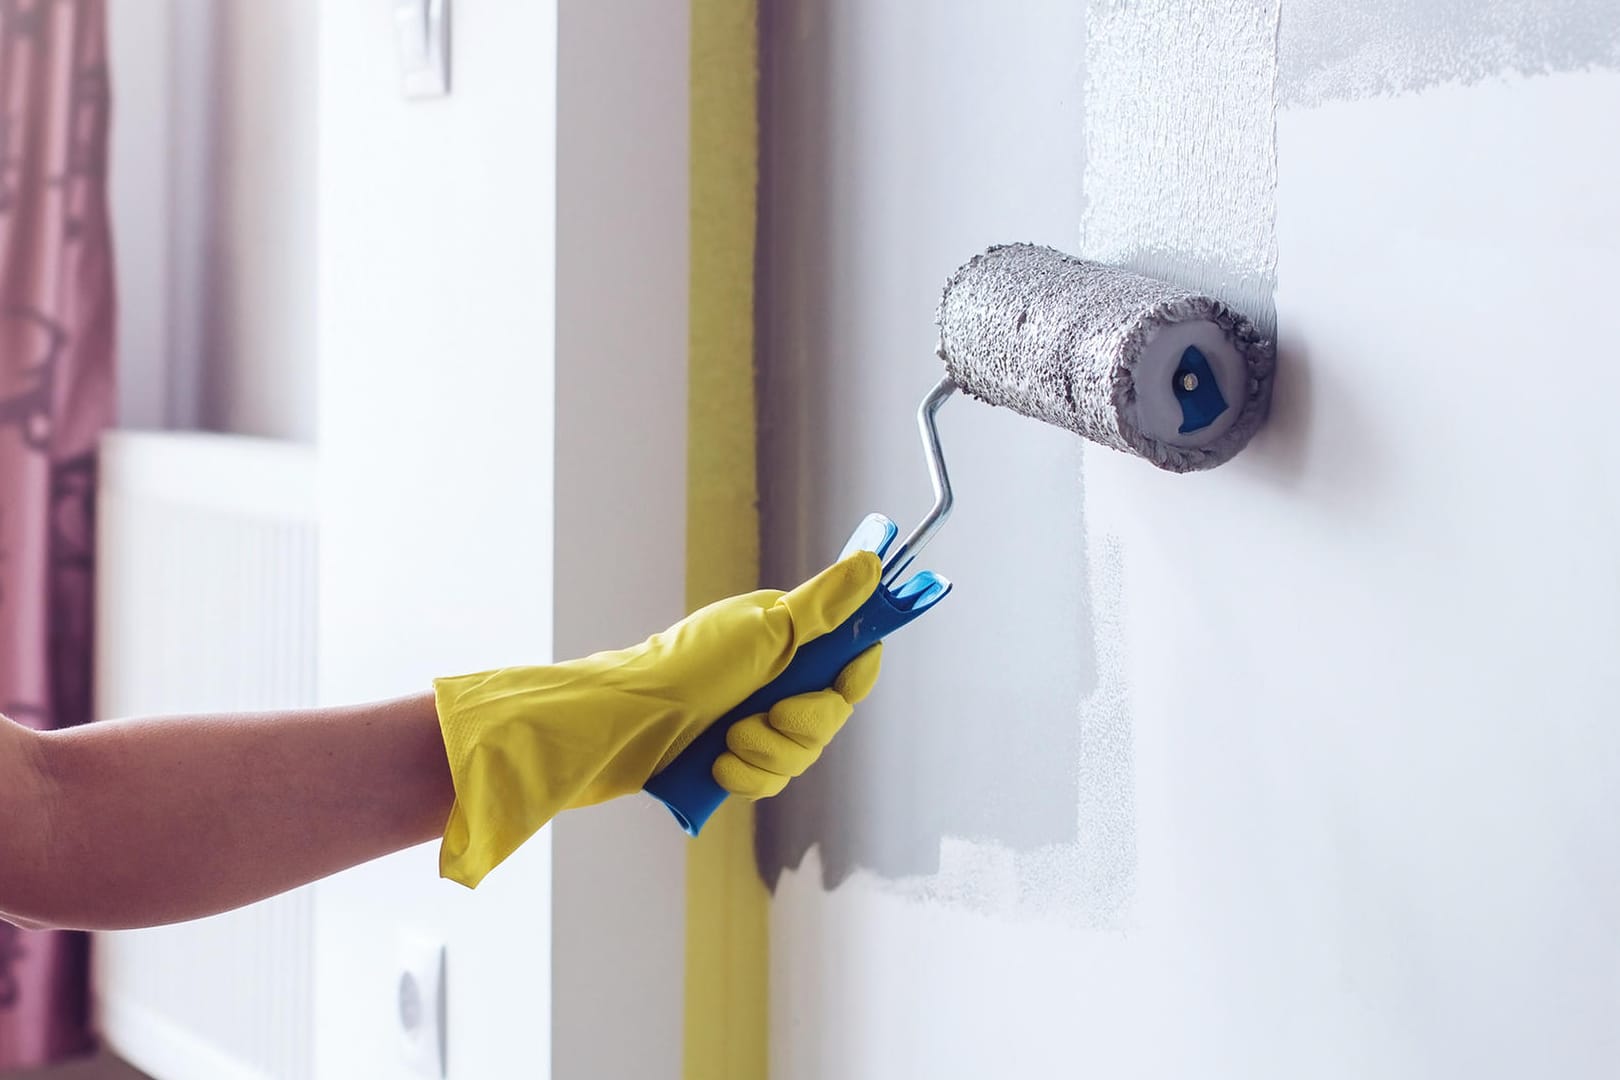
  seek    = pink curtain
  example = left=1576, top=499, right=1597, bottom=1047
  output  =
left=0, top=0, right=115, bottom=1068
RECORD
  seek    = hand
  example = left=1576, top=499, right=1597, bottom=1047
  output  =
left=711, top=643, right=881, bottom=799
left=434, top=551, right=883, bottom=886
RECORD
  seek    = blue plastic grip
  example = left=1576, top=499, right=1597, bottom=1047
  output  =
left=643, top=565, right=949, bottom=836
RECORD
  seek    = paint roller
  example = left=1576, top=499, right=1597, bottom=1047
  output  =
left=644, top=243, right=1276, bottom=833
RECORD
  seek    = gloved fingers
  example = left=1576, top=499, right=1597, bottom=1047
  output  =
left=715, top=684, right=857, bottom=798
left=712, top=751, right=789, bottom=800
left=725, top=711, right=824, bottom=773
left=762, top=688, right=854, bottom=750
left=779, top=551, right=881, bottom=643
left=832, top=644, right=882, bottom=705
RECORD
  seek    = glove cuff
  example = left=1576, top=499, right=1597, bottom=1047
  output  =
left=434, top=670, right=561, bottom=888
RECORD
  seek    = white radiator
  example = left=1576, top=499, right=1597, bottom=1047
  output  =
left=92, top=431, right=318, bottom=1080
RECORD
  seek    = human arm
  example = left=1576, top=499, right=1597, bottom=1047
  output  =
left=2, top=693, right=453, bottom=931
left=0, top=716, right=54, bottom=930
left=0, top=552, right=883, bottom=928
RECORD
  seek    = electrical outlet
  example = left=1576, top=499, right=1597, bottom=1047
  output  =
left=397, top=933, right=447, bottom=1078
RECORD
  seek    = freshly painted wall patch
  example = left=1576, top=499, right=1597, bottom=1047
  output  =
left=1081, top=0, right=1281, bottom=336
left=1279, top=0, right=1620, bottom=107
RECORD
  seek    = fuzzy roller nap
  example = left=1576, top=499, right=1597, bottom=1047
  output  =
left=937, top=243, right=1275, bottom=472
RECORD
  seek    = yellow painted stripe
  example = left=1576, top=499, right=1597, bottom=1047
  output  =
left=684, top=1, right=767, bottom=1078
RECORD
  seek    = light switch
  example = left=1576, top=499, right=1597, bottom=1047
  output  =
left=394, top=0, right=449, bottom=99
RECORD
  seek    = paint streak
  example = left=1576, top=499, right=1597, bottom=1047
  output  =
left=760, top=523, right=1133, bottom=928
left=1069, top=536, right=1135, bottom=921
left=1279, top=0, right=1620, bottom=107
left=890, top=535, right=1135, bottom=924
left=1081, top=0, right=1281, bottom=336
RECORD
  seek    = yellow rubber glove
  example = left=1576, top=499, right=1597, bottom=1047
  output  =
left=434, top=551, right=883, bottom=888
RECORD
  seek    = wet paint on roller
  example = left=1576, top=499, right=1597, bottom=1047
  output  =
left=1279, top=0, right=1620, bottom=107
left=938, top=244, right=1275, bottom=474
left=1081, top=0, right=1281, bottom=337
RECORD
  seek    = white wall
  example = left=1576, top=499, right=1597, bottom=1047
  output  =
left=314, top=2, right=558, bottom=1076
left=315, top=3, right=690, bottom=1078
left=761, top=3, right=1620, bottom=1078
left=107, top=0, right=175, bottom=430
left=202, top=0, right=319, bottom=439
left=108, top=0, right=317, bottom=439
left=107, top=1, right=692, bottom=1075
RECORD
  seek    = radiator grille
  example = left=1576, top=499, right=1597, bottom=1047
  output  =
left=93, top=432, right=318, bottom=1080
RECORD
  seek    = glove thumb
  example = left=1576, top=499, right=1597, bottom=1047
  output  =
left=780, top=550, right=881, bottom=645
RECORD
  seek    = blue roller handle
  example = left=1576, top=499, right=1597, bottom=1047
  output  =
left=643, top=576, right=946, bottom=836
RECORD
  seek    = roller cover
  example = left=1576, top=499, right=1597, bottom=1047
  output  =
left=936, top=243, right=1276, bottom=472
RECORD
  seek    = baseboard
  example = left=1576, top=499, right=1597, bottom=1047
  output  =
left=96, top=992, right=270, bottom=1080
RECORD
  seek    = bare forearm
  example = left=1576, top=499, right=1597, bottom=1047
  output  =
left=11, top=695, right=453, bottom=931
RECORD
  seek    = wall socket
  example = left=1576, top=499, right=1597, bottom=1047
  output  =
left=397, top=933, right=447, bottom=1078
